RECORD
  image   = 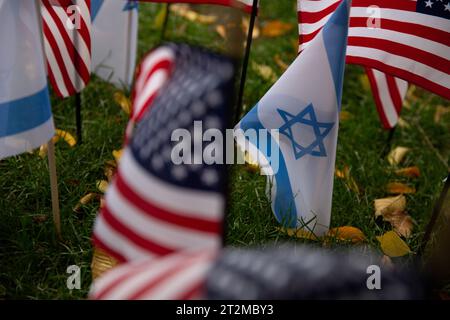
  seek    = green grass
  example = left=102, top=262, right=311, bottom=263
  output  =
left=0, top=0, right=449, bottom=299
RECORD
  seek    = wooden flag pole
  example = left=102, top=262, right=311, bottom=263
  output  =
left=381, top=126, right=396, bottom=158
left=234, top=0, right=258, bottom=124
left=47, top=139, right=62, bottom=240
left=75, top=92, right=82, bottom=144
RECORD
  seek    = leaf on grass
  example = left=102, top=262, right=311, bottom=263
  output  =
left=339, top=110, right=353, bottom=121
left=273, top=54, right=289, bottom=72
left=374, top=194, right=406, bottom=217
left=32, top=214, right=48, bottom=224
left=112, top=149, right=123, bottom=163
left=252, top=62, right=277, bottom=83
left=261, top=20, right=294, bottom=37
left=386, top=182, right=416, bottom=194
left=73, top=193, right=100, bottom=213
left=55, top=129, right=77, bottom=147
left=277, top=227, right=319, bottom=241
left=376, top=231, right=411, bottom=257
left=359, top=74, right=371, bottom=92
left=397, top=117, right=410, bottom=129
left=434, top=105, right=450, bottom=124
left=114, top=92, right=131, bottom=115
left=153, top=5, right=168, bottom=29
left=326, top=226, right=366, bottom=243
left=104, top=162, right=117, bottom=182
left=242, top=17, right=260, bottom=39
left=96, top=180, right=109, bottom=193
left=395, top=166, right=420, bottom=178
left=215, top=25, right=227, bottom=39
left=387, top=146, right=410, bottom=165
left=170, top=4, right=217, bottom=24
left=335, top=166, right=360, bottom=194
left=385, top=210, right=414, bottom=238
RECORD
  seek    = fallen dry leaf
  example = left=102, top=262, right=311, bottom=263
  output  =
left=104, top=162, right=117, bottom=182
left=387, top=210, right=414, bottom=238
left=96, top=180, right=109, bottom=193
left=386, top=182, right=416, bottom=194
left=434, top=105, right=450, bottom=124
left=374, top=194, right=406, bottom=217
left=170, top=4, right=217, bottom=24
left=326, top=226, right=366, bottom=243
left=377, top=231, right=411, bottom=257
left=339, top=110, right=353, bottom=121
left=273, top=54, right=289, bottom=72
left=114, top=92, right=131, bottom=115
left=55, top=129, right=77, bottom=147
left=387, top=146, right=410, bottom=165
left=335, top=166, right=360, bottom=194
left=395, top=166, right=420, bottom=178
left=112, top=149, right=123, bottom=163
left=252, top=62, right=277, bottom=82
left=73, top=193, right=100, bottom=213
left=359, top=74, right=371, bottom=92
left=261, top=20, right=294, bottom=37
left=277, top=227, right=319, bottom=241
left=242, top=17, right=260, bottom=39
left=397, top=117, right=411, bottom=129
left=215, top=25, right=227, bottom=39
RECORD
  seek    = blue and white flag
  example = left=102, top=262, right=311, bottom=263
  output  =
left=235, top=0, right=350, bottom=236
left=0, top=0, right=54, bottom=159
left=91, top=0, right=138, bottom=88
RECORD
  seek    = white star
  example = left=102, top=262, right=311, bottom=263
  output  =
left=425, top=0, right=433, bottom=8
left=445, top=2, right=450, bottom=11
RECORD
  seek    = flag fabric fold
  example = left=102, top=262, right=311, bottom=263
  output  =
left=41, top=0, right=92, bottom=98
left=0, top=0, right=55, bottom=159
left=235, top=0, right=351, bottom=235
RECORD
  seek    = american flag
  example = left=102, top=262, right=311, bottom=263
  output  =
left=141, top=0, right=257, bottom=13
left=41, top=0, right=91, bottom=98
left=92, top=43, right=235, bottom=262
left=90, top=249, right=214, bottom=299
left=298, top=0, right=450, bottom=124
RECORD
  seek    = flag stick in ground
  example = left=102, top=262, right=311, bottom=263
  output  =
left=75, top=93, right=82, bottom=144
left=47, top=139, right=62, bottom=239
left=381, top=127, right=397, bottom=158
left=234, top=0, right=258, bottom=124
left=160, top=3, right=171, bottom=43
left=418, top=173, right=450, bottom=257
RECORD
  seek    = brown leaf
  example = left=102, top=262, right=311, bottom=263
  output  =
left=374, top=195, right=406, bottom=217
left=326, top=226, right=366, bottom=243
left=252, top=62, right=277, bottom=82
left=73, top=193, right=101, bottom=213
left=32, top=214, right=48, bottom=224
left=387, top=147, right=410, bottom=165
left=383, top=209, right=414, bottom=238
left=397, top=118, right=411, bottom=129
left=335, top=166, right=360, bottom=194
left=395, top=166, right=420, bottom=178
left=339, top=110, right=353, bottom=121
left=242, top=17, right=260, bottom=39
left=377, top=231, right=411, bottom=257
left=261, top=20, right=294, bottom=37
left=434, top=105, right=450, bottom=124
left=97, top=180, right=109, bottom=193
left=386, top=182, right=416, bottom=194
left=215, top=25, right=227, bottom=39
left=277, top=227, right=319, bottom=241
left=104, top=162, right=117, bottom=182
left=273, top=54, right=289, bottom=72
left=170, top=4, right=217, bottom=24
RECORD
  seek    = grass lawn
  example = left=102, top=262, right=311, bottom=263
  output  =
left=0, top=0, right=449, bottom=299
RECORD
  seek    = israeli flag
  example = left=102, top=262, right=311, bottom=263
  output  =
left=91, top=0, right=138, bottom=88
left=0, top=0, right=54, bottom=159
left=235, top=0, right=350, bottom=236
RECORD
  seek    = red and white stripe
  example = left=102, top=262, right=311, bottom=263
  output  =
left=365, top=68, right=408, bottom=129
left=298, top=0, right=450, bottom=100
left=142, top=0, right=257, bottom=13
left=41, top=0, right=91, bottom=98
left=89, top=250, right=214, bottom=300
left=92, top=149, right=224, bottom=262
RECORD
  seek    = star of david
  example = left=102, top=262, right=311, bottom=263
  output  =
left=277, top=104, right=334, bottom=159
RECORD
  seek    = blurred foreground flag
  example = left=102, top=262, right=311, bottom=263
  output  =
left=92, top=44, right=234, bottom=262
left=0, top=0, right=54, bottom=159
left=235, top=0, right=350, bottom=235
left=41, top=0, right=92, bottom=98
left=90, top=0, right=138, bottom=88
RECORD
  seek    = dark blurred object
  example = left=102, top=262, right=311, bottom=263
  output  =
left=206, top=245, right=424, bottom=299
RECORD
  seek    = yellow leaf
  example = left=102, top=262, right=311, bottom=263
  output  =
left=170, top=4, right=217, bottom=24
left=374, top=195, right=406, bottom=217
left=395, top=166, right=420, bottom=178
left=261, top=20, right=294, bottom=37
left=73, top=193, right=100, bottom=213
left=277, top=227, right=319, bottom=241
left=434, top=105, right=450, bottom=124
left=339, top=110, right=353, bottom=121
left=112, top=149, right=123, bottom=163
left=252, top=62, right=277, bottom=82
left=387, top=146, right=410, bottom=165
left=273, top=54, right=289, bottom=72
left=55, top=129, right=76, bottom=147
left=242, top=17, right=260, bottom=39
left=114, top=92, right=131, bottom=115
left=243, top=152, right=260, bottom=173
left=386, top=182, right=416, bottom=194
left=38, top=144, right=48, bottom=158
left=215, top=25, right=227, bottom=39
left=359, top=74, right=371, bottom=92
left=326, top=226, right=366, bottom=243
left=96, top=180, right=109, bottom=193
left=335, top=165, right=360, bottom=194
left=104, top=162, right=116, bottom=182
left=397, top=117, right=410, bottom=129
left=377, top=231, right=411, bottom=257
left=153, top=5, right=168, bottom=29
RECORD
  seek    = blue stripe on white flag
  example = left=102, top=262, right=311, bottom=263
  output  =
left=0, top=87, right=52, bottom=138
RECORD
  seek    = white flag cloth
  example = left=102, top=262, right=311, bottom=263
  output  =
left=90, top=0, right=138, bottom=88
left=0, top=0, right=54, bottom=159
left=235, top=0, right=350, bottom=236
